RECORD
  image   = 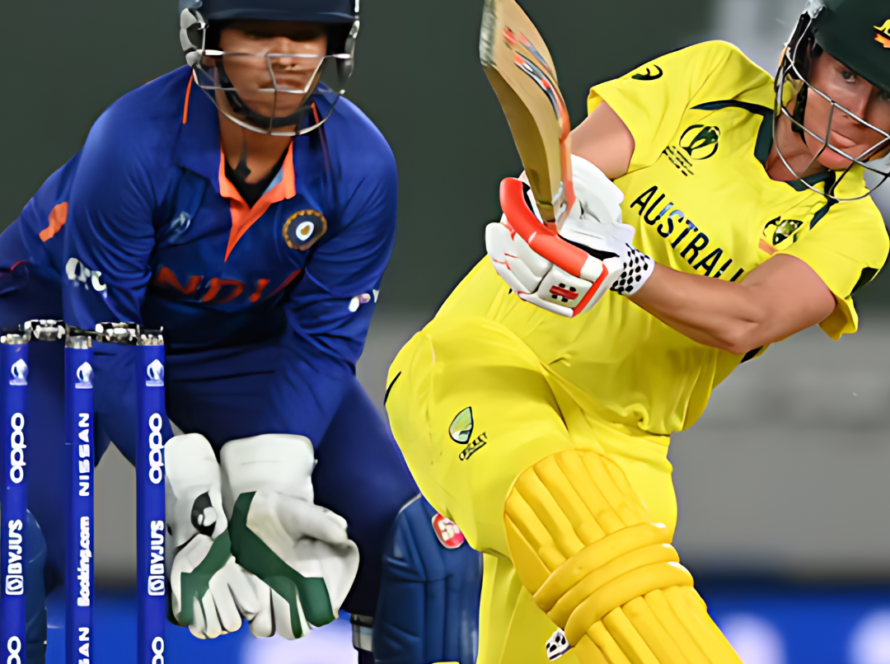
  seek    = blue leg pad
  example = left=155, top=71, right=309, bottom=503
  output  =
left=372, top=497, right=482, bottom=664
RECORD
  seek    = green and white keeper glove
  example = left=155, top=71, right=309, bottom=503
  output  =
left=165, top=434, right=261, bottom=639
left=220, top=434, right=360, bottom=640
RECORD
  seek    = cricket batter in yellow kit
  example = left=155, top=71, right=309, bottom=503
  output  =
left=386, top=1, right=890, bottom=662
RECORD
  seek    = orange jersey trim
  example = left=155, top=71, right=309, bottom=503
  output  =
left=220, top=141, right=297, bottom=262
left=183, top=76, right=194, bottom=125
left=39, top=202, right=68, bottom=242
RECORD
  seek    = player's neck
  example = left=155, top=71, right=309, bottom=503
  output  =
left=218, top=112, right=293, bottom=185
left=765, top=114, right=830, bottom=182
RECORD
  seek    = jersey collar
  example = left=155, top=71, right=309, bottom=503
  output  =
left=176, top=73, right=298, bottom=261
left=692, top=99, right=862, bottom=196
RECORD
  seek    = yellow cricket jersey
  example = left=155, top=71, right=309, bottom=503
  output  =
left=431, top=40, right=889, bottom=436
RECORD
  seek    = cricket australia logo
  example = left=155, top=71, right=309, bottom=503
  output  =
left=449, top=407, right=474, bottom=443
left=664, top=125, right=721, bottom=176
left=449, top=407, right=488, bottom=461
left=761, top=217, right=804, bottom=253
left=876, top=19, right=890, bottom=48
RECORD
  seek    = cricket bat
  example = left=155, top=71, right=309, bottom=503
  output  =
left=480, top=0, right=575, bottom=226
left=481, top=0, right=594, bottom=280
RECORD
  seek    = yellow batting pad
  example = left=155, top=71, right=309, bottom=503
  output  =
left=504, top=450, right=742, bottom=664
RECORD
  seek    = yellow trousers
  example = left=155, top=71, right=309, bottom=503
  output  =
left=386, top=317, right=683, bottom=664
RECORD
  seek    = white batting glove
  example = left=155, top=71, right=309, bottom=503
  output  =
left=486, top=155, right=654, bottom=317
left=165, top=434, right=262, bottom=639
left=220, top=434, right=360, bottom=640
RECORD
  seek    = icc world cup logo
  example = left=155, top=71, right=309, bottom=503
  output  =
left=146, top=359, right=165, bottom=387
left=9, top=359, right=28, bottom=386
left=75, top=362, right=93, bottom=390
left=679, top=125, right=721, bottom=160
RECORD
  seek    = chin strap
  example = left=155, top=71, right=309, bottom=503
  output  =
left=216, top=59, right=309, bottom=132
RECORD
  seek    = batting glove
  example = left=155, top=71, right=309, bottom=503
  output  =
left=486, top=155, right=654, bottom=317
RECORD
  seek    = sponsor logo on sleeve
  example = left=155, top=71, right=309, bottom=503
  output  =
left=65, top=258, right=107, bottom=296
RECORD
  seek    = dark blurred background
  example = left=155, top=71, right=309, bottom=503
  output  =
left=1, top=0, right=715, bottom=316
left=4, top=1, right=890, bottom=663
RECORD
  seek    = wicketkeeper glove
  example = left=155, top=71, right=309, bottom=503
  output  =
left=486, top=155, right=655, bottom=317
left=220, top=434, right=360, bottom=640
left=165, top=433, right=261, bottom=639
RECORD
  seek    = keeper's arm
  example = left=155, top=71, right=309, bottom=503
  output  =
left=261, top=145, right=397, bottom=445
left=572, top=102, right=837, bottom=355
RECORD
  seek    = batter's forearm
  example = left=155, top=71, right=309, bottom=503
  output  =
left=628, top=263, right=767, bottom=354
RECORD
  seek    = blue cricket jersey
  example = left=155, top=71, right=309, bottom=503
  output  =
left=10, top=66, right=397, bottom=447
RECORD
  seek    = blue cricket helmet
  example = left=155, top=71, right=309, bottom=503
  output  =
left=179, top=0, right=361, bottom=136
left=179, top=0, right=357, bottom=25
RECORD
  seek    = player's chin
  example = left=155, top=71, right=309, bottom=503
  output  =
left=240, top=93, right=307, bottom=118
left=806, top=140, right=875, bottom=171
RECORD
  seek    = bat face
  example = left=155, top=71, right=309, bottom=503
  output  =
left=480, top=0, right=575, bottom=225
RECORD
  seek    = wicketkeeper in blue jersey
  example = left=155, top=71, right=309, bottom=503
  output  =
left=0, top=1, right=481, bottom=662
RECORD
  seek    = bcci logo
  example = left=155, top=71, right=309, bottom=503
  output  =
left=876, top=19, right=890, bottom=48
left=283, top=210, right=328, bottom=252
left=75, top=363, right=93, bottom=390
left=146, top=359, right=165, bottom=387
left=8, top=360, right=27, bottom=387
left=679, top=125, right=721, bottom=160
left=762, top=217, right=804, bottom=252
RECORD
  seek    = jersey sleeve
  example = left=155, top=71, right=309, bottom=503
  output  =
left=782, top=198, right=889, bottom=340
left=263, top=144, right=398, bottom=446
left=61, top=107, right=159, bottom=327
left=60, top=103, right=163, bottom=459
left=587, top=41, right=756, bottom=173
